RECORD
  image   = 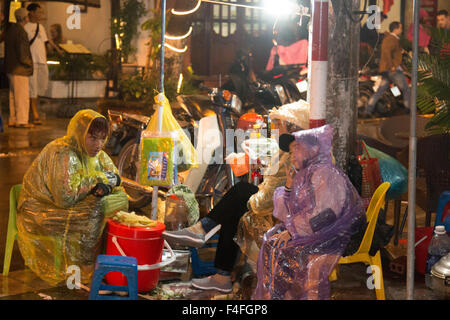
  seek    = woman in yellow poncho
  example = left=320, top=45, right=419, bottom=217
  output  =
left=17, top=109, right=129, bottom=285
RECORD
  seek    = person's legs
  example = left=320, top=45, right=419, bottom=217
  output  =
left=29, top=64, right=42, bottom=124
left=390, top=70, right=411, bottom=109
left=366, top=73, right=391, bottom=115
left=11, top=75, right=31, bottom=126
left=7, top=74, right=17, bottom=126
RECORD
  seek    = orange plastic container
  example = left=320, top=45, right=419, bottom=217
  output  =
left=105, top=219, right=166, bottom=292
left=227, top=153, right=249, bottom=177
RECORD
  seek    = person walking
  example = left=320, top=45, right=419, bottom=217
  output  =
left=5, top=8, right=34, bottom=128
left=364, top=21, right=411, bottom=118
left=24, top=3, right=49, bottom=125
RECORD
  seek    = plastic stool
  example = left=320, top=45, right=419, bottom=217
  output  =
left=89, top=255, right=138, bottom=300
left=435, top=191, right=450, bottom=232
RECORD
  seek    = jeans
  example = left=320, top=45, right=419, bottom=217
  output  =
left=367, top=69, right=410, bottom=114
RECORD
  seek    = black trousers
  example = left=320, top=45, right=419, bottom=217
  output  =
left=206, top=181, right=259, bottom=272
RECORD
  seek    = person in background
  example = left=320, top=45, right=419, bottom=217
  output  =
left=364, top=21, right=410, bottom=118
left=408, top=8, right=431, bottom=54
left=47, top=23, right=66, bottom=57
left=360, top=13, right=388, bottom=51
left=430, top=10, right=450, bottom=58
left=436, top=9, right=450, bottom=31
left=5, top=8, right=34, bottom=128
left=24, top=3, right=48, bottom=125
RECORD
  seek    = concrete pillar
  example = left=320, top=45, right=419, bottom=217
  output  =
left=326, top=0, right=360, bottom=171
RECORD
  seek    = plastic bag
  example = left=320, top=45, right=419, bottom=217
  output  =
left=138, top=131, right=175, bottom=187
left=146, top=93, right=197, bottom=172
left=226, top=152, right=249, bottom=177
left=365, top=144, right=408, bottom=200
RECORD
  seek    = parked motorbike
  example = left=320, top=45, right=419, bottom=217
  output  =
left=106, top=86, right=265, bottom=210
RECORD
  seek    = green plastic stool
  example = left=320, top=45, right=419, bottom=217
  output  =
left=3, top=184, right=22, bottom=276
left=3, top=184, right=63, bottom=277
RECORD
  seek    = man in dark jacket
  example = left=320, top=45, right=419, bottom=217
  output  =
left=364, top=22, right=410, bottom=118
left=5, top=8, right=34, bottom=128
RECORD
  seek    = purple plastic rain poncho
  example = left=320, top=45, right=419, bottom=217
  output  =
left=253, top=125, right=365, bottom=300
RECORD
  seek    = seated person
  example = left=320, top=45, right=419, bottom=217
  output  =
left=17, top=109, right=129, bottom=286
left=46, top=23, right=66, bottom=57
left=163, top=108, right=306, bottom=293
left=253, top=125, right=365, bottom=300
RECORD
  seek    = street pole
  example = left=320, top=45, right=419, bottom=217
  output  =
left=151, top=0, right=167, bottom=221
left=308, top=0, right=328, bottom=129
left=407, top=0, right=420, bottom=300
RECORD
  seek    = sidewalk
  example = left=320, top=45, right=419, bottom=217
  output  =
left=0, top=100, right=444, bottom=300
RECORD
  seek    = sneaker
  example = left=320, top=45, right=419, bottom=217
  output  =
left=191, top=276, right=232, bottom=293
left=162, top=229, right=205, bottom=248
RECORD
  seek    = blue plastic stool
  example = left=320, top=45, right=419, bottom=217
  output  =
left=89, top=255, right=138, bottom=300
left=435, top=191, right=450, bottom=232
left=189, top=234, right=219, bottom=277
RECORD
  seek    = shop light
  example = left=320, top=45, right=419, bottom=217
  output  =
left=164, top=43, right=188, bottom=53
left=171, top=0, right=202, bottom=15
left=165, top=26, right=193, bottom=40
left=177, top=73, right=183, bottom=93
left=115, top=33, right=121, bottom=50
left=47, top=61, right=60, bottom=65
left=262, top=0, right=298, bottom=16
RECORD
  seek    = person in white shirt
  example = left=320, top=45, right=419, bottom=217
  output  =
left=24, top=3, right=48, bottom=125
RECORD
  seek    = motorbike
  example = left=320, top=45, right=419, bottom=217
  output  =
left=106, top=86, right=266, bottom=210
left=357, top=68, right=400, bottom=118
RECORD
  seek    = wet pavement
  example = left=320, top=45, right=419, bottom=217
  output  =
left=0, top=98, right=446, bottom=300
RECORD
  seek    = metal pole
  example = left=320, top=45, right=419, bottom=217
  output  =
left=407, top=0, right=420, bottom=300
left=151, top=0, right=167, bottom=220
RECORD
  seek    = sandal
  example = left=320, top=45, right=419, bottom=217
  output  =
left=32, top=119, right=43, bottom=125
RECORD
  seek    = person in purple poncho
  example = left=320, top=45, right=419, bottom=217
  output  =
left=253, top=125, right=365, bottom=300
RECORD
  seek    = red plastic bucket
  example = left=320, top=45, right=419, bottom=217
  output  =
left=414, top=226, right=434, bottom=275
left=105, top=219, right=166, bottom=292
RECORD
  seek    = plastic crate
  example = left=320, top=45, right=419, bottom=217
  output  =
left=189, top=234, right=219, bottom=277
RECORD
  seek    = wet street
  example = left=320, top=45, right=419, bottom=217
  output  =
left=0, top=105, right=444, bottom=300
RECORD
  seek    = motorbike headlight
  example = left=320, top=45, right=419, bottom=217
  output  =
left=230, top=94, right=242, bottom=114
left=275, top=84, right=288, bottom=105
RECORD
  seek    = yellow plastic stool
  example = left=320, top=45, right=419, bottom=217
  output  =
left=3, top=184, right=22, bottom=276
left=329, top=182, right=391, bottom=300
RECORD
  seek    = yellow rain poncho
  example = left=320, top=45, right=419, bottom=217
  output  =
left=17, top=109, right=129, bottom=285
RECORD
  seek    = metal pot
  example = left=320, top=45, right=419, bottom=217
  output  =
left=430, top=253, right=450, bottom=299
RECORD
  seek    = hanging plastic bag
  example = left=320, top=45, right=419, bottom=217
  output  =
left=358, top=140, right=383, bottom=209
left=138, top=131, right=175, bottom=187
left=364, top=144, right=408, bottom=200
left=146, top=93, right=197, bottom=172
